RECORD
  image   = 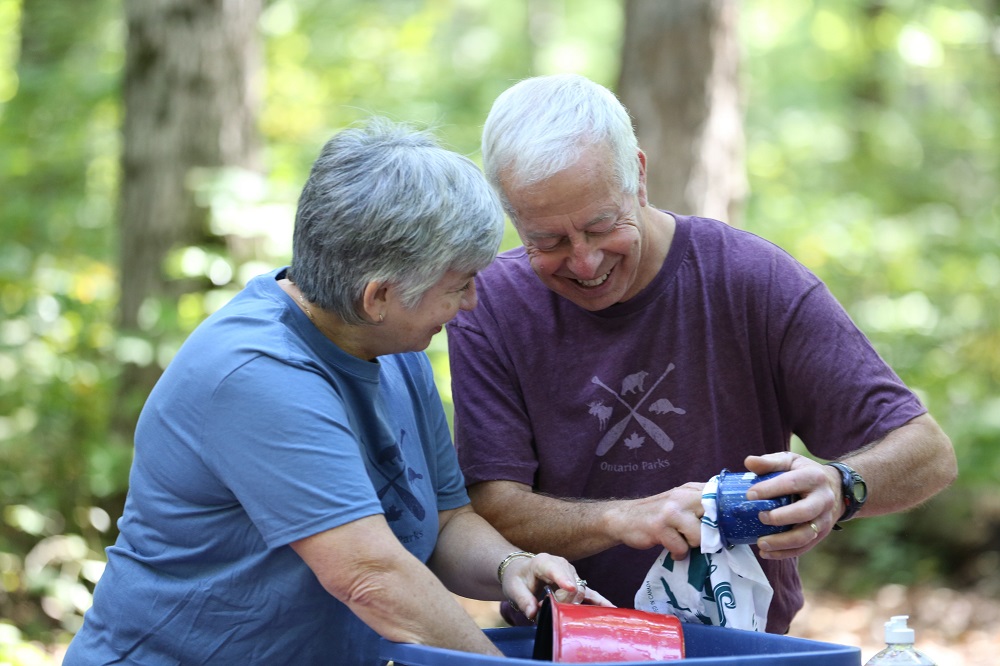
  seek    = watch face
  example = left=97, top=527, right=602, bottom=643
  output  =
left=852, top=479, right=868, bottom=502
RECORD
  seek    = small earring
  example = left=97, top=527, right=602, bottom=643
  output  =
left=378, top=312, right=384, bottom=323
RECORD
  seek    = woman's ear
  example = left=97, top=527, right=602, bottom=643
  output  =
left=361, top=281, right=389, bottom=324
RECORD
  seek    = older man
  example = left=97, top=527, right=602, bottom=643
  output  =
left=446, top=74, right=956, bottom=633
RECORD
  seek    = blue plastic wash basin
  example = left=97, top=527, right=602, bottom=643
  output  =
left=379, top=623, right=861, bottom=665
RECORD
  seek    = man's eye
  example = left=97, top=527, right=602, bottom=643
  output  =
left=530, top=239, right=561, bottom=251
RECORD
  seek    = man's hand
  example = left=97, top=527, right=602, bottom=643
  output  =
left=604, top=482, right=706, bottom=561
left=741, top=452, right=841, bottom=559
left=743, top=413, right=957, bottom=561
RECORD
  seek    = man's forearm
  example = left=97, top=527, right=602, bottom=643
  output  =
left=468, top=481, right=625, bottom=561
left=841, top=413, right=956, bottom=518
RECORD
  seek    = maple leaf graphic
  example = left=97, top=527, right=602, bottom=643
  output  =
left=624, top=432, right=645, bottom=450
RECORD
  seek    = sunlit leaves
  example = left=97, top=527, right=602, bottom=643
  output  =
left=0, top=0, right=997, bottom=646
left=742, top=0, right=1000, bottom=593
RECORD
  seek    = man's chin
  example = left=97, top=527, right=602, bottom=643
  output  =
left=555, top=284, right=621, bottom=312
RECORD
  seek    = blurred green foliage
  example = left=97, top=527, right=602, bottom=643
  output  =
left=0, top=0, right=997, bottom=659
left=740, top=0, right=1000, bottom=596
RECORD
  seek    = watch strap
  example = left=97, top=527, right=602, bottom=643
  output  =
left=825, top=461, right=866, bottom=524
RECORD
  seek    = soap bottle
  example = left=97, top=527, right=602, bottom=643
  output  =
left=864, top=615, right=936, bottom=665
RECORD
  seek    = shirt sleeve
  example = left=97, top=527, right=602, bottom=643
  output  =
left=201, top=356, right=384, bottom=548
left=769, top=268, right=926, bottom=459
left=403, top=352, right=471, bottom=510
left=447, top=305, right=540, bottom=487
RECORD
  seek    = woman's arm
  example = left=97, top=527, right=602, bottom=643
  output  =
left=291, top=514, right=502, bottom=655
left=429, top=505, right=609, bottom=619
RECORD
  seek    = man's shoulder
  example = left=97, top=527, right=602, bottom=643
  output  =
left=683, top=215, right=781, bottom=253
left=681, top=215, right=812, bottom=279
left=474, top=246, right=552, bottom=302
left=479, top=246, right=531, bottom=280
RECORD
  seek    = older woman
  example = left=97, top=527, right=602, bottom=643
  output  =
left=64, top=118, right=608, bottom=665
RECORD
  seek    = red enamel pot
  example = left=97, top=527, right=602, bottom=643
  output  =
left=532, top=591, right=685, bottom=662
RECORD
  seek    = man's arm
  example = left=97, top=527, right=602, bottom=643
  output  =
left=834, top=412, right=956, bottom=517
left=468, top=479, right=705, bottom=563
left=744, top=412, right=957, bottom=559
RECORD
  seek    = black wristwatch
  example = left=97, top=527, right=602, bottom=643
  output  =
left=826, top=461, right=868, bottom=524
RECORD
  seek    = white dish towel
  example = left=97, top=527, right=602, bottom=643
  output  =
left=634, top=474, right=774, bottom=631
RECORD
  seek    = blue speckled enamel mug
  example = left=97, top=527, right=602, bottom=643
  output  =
left=716, top=469, right=797, bottom=548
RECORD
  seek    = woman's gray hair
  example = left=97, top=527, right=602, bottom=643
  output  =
left=289, top=117, right=504, bottom=325
left=481, top=74, right=639, bottom=221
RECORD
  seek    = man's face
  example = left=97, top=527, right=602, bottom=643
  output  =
left=501, top=146, right=652, bottom=312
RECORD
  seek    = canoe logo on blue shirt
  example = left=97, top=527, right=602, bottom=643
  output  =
left=368, top=429, right=426, bottom=522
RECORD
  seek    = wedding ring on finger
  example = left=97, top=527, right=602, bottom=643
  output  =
left=809, top=522, right=819, bottom=536
left=575, top=578, right=587, bottom=590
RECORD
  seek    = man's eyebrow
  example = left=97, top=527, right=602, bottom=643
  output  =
left=526, top=230, right=564, bottom=240
left=524, top=206, right=622, bottom=242
left=585, top=210, right=617, bottom=227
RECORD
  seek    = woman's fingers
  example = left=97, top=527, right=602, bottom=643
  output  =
left=503, top=553, right=615, bottom=620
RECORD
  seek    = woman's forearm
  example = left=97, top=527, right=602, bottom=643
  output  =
left=291, top=515, right=502, bottom=656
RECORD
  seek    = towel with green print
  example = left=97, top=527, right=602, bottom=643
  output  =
left=633, top=474, right=773, bottom=631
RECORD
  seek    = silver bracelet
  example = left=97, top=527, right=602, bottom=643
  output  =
left=497, top=550, right=535, bottom=584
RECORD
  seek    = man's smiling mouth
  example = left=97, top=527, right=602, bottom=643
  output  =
left=575, top=271, right=610, bottom=287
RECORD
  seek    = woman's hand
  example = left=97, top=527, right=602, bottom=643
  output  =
left=499, top=552, right=614, bottom=621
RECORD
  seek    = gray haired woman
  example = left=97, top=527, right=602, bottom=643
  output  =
left=65, top=118, right=609, bottom=666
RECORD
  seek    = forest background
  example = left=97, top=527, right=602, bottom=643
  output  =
left=1, top=0, right=998, bottom=663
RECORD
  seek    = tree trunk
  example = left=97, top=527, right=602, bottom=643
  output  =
left=115, top=0, right=262, bottom=440
left=616, top=0, right=745, bottom=224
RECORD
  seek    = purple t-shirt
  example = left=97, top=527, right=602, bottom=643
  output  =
left=447, top=214, right=925, bottom=633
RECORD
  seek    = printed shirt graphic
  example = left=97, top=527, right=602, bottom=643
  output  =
left=589, top=365, right=682, bottom=457
left=368, top=431, right=428, bottom=527
left=64, top=269, right=468, bottom=666
left=447, top=215, right=926, bottom=633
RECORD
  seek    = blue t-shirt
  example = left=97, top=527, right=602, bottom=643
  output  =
left=65, top=268, right=469, bottom=665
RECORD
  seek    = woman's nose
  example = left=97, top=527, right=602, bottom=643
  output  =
left=460, top=281, right=478, bottom=311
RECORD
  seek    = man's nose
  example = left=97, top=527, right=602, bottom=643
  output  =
left=566, top=238, right=603, bottom=278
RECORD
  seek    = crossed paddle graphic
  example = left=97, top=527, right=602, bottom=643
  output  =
left=369, top=430, right=426, bottom=520
left=592, top=363, right=676, bottom=456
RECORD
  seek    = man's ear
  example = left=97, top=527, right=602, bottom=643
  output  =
left=637, top=149, right=649, bottom=207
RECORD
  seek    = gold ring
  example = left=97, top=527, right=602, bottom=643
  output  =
left=809, top=522, right=819, bottom=535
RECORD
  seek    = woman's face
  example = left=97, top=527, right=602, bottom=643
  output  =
left=384, top=270, right=479, bottom=353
